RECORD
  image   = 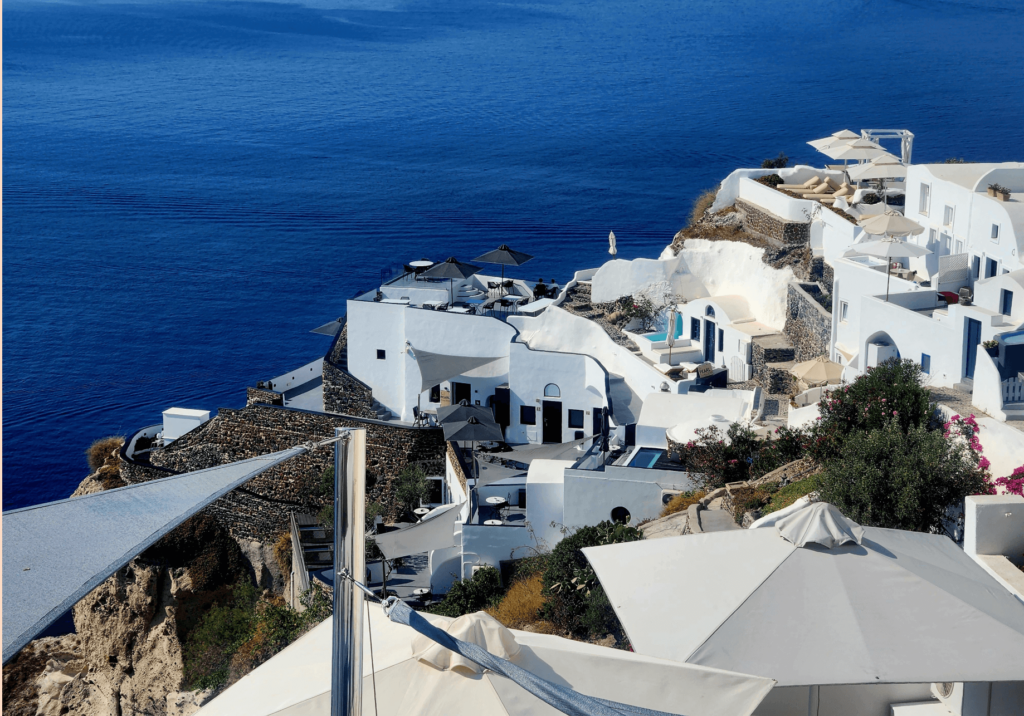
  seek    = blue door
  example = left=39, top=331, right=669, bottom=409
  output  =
left=965, top=318, right=982, bottom=379
left=703, top=319, right=716, bottom=362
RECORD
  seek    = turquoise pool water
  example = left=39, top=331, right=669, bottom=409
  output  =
left=1003, top=331, right=1024, bottom=346
left=629, top=448, right=665, bottom=469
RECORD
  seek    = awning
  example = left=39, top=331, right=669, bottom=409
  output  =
left=2, top=446, right=307, bottom=663
left=834, top=342, right=858, bottom=363
left=372, top=502, right=462, bottom=561
left=411, top=346, right=505, bottom=394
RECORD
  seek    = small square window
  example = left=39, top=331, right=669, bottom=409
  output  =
left=1001, top=289, right=1014, bottom=316
left=376, top=349, right=386, bottom=360
left=992, top=224, right=1000, bottom=241
left=987, top=258, right=998, bottom=278
left=520, top=406, right=536, bottom=425
left=840, top=301, right=849, bottom=322
left=568, top=409, right=585, bottom=429
left=430, top=385, right=441, bottom=403
left=921, top=354, right=931, bottom=374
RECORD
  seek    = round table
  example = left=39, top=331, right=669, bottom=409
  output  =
left=485, top=497, right=507, bottom=507
left=413, top=507, right=431, bottom=520
left=413, top=587, right=431, bottom=597
left=409, top=260, right=433, bottom=268
left=484, top=519, right=503, bottom=526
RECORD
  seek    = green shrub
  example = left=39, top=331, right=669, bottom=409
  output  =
left=428, top=566, right=505, bottom=618
left=729, top=485, right=771, bottom=523
left=674, top=423, right=808, bottom=491
left=542, top=522, right=643, bottom=639
left=761, top=152, right=789, bottom=169
left=760, top=474, right=820, bottom=515
left=817, top=418, right=991, bottom=533
left=807, top=358, right=932, bottom=464
left=395, top=464, right=430, bottom=517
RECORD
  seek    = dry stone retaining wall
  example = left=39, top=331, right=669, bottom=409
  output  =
left=751, top=336, right=795, bottom=395
left=784, top=282, right=833, bottom=363
left=247, top=387, right=284, bottom=406
left=736, top=199, right=809, bottom=246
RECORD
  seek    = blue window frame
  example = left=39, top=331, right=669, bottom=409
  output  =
left=690, top=318, right=700, bottom=340
left=705, top=306, right=716, bottom=318
left=921, top=354, right=931, bottom=374
left=1001, top=289, right=1014, bottom=316
left=718, top=328, right=724, bottom=352
left=987, top=258, right=998, bottom=278
left=972, top=256, right=981, bottom=280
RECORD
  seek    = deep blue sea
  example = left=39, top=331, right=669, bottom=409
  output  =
left=4, top=0, right=1024, bottom=510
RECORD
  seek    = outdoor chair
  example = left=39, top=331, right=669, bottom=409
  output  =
left=958, top=287, right=973, bottom=306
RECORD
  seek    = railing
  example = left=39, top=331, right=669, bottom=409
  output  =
left=289, top=512, right=310, bottom=610
left=1003, top=377, right=1024, bottom=405
left=937, top=253, right=970, bottom=288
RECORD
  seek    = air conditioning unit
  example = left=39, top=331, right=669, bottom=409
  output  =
left=662, top=489, right=683, bottom=505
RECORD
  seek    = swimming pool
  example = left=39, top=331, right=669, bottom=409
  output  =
left=629, top=447, right=666, bottom=468
left=1003, top=331, right=1024, bottom=346
left=640, top=314, right=684, bottom=343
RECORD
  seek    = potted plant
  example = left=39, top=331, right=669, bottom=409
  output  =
left=988, top=183, right=1011, bottom=201
left=982, top=339, right=999, bottom=358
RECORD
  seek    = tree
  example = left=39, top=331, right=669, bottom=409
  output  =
left=542, top=521, right=643, bottom=639
left=817, top=417, right=992, bottom=534
left=428, top=566, right=505, bottom=618
left=395, top=464, right=430, bottom=516
left=807, top=358, right=933, bottom=463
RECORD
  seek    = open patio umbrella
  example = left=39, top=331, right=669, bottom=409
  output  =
left=436, top=399, right=493, bottom=425
left=422, top=257, right=481, bottom=305
left=197, top=608, right=775, bottom=716
left=856, top=211, right=929, bottom=300
left=789, top=355, right=843, bottom=386
left=443, top=414, right=504, bottom=483
left=584, top=502, right=1024, bottom=688
left=846, top=154, right=906, bottom=182
left=474, top=244, right=534, bottom=296
left=858, top=209, right=925, bottom=238
left=819, top=138, right=887, bottom=162
left=806, top=129, right=861, bottom=152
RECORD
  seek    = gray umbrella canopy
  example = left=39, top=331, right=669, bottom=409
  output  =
left=473, top=244, right=534, bottom=267
left=437, top=400, right=493, bottom=425
left=442, top=415, right=504, bottom=443
left=421, top=257, right=482, bottom=280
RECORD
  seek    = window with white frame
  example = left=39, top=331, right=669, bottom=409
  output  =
left=840, top=301, right=849, bottom=322
left=955, top=239, right=963, bottom=254
left=992, top=224, right=1000, bottom=242
left=942, top=205, right=954, bottom=227
left=928, top=228, right=937, bottom=247
left=919, top=183, right=930, bottom=214
left=941, top=233, right=951, bottom=256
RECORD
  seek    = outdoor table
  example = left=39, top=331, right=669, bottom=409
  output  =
left=485, top=496, right=510, bottom=520
left=409, top=260, right=433, bottom=268
left=448, top=306, right=471, bottom=314
left=413, top=507, right=431, bottom=521
left=412, top=587, right=432, bottom=600
left=484, top=519, right=503, bottom=526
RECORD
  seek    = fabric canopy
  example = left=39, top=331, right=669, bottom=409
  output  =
left=197, top=605, right=774, bottom=716
left=443, top=415, right=504, bottom=443
left=411, top=346, right=504, bottom=393
left=819, top=138, right=887, bottom=161
left=437, top=401, right=493, bottom=425
left=473, top=244, right=534, bottom=267
left=846, top=155, right=906, bottom=181
left=789, top=355, right=843, bottom=384
left=807, top=129, right=861, bottom=151
left=858, top=210, right=925, bottom=238
left=421, top=257, right=481, bottom=280
left=584, top=504, right=1024, bottom=686
left=2, top=446, right=308, bottom=663
left=372, top=503, right=461, bottom=561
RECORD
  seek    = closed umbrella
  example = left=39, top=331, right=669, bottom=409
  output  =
left=422, top=257, right=482, bottom=305
left=665, top=308, right=677, bottom=363
left=789, top=355, right=844, bottom=386
left=608, top=231, right=617, bottom=256
left=197, top=609, right=775, bottom=716
left=473, top=245, right=534, bottom=296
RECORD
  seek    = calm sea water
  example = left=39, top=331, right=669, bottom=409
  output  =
left=4, top=0, right=1024, bottom=510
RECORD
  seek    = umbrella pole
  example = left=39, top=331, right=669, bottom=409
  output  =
left=886, top=265, right=892, bottom=301
left=500, top=264, right=505, bottom=297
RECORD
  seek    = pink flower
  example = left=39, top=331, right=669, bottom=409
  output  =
left=893, top=411, right=898, bottom=416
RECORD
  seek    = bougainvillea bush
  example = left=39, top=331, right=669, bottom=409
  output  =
left=807, top=358, right=933, bottom=463
left=675, top=423, right=808, bottom=490
left=994, top=466, right=1024, bottom=496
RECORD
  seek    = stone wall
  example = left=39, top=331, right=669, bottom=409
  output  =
left=447, top=441, right=469, bottom=496
left=736, top=199, right=809, bottom=246
left=131, top=405, right=445, bottom=541
left=752, top=335, right=795, bottom=395
left=784, top=282, right=833, bottom=363
left=246, top=387, right=283, bottom=407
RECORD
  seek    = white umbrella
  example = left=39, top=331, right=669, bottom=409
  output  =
left=852, top=218, right=930, bottom=300
left=819, top=138, right=887, bottom=162
left=608, top=231, right=617, bottom=256
left=807, top=129, right=861, bottom=151
left=789, top=355, right=844, bottom=386
left=665, top=307, right=677, bottom=363
left=846, top=154, right=906, bottom=182
left=198, top=609, right=775, bottom=716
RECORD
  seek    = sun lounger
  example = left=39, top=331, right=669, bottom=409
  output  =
left=776, top=176, right=821, bottom=191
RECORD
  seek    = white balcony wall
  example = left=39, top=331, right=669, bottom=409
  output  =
left=737, top=177, right=819, bottom=223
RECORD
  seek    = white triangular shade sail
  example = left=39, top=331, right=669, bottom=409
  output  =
left=411, top=346, right=505, bottom=393
left=372, top=502, right=461, bottom=561
left=197, top=609, right=775, bottom=716
left=584, top=505, right=1024, bottom=686
left=2, top=446, right=308, bottom=663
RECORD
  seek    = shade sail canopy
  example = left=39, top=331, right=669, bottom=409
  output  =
left=819, top=138, right=887, bottom=161
left=846, top=155, right=906, bottom=181
left=584, top=504, right=1024, bottom=686
left=789, top=355, right=844, bottom=384
left=443, top=415, right=504, bottom=443
left=858, top=210, right=926, bottom=238
left=2, top=446, right=307, bottom=663
left=197, top=608, right=775, bottom=716
left=473, top=244, right=534, bottom=267
left=373, top=502, right=461, bottom=560
left=421, top=257, right=482, bottom=280
left=411, top=346, right=504, bottom=393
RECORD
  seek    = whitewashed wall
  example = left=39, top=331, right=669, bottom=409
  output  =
left=562, top=467, right=694, bottom=529
left=460, top=524, right=538, bottom=578
left=525, top=459, right=572, bottom=551
left=737, top=177, right=818, bottom=222
left=709, top=165, right=845, bottom=214
left=590, top=254, right=709, bottom=305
